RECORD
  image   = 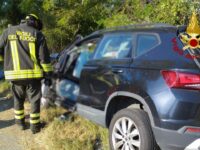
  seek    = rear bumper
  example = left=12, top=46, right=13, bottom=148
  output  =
left=153, top=126, right=200, bottom=150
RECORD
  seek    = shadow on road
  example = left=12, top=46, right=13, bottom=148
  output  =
left=0, top=98, right=14, bottom=129
left=0, top=119, right=15, bottom=129
left=0, top=98, right=13, bottom=112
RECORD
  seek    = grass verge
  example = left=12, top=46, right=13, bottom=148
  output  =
left=0, top=80, right=12, bottom=98
left=29, top=107, right=109, bottom=150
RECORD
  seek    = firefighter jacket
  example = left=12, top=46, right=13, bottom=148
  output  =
left=0, top=23, right=52, bottom=81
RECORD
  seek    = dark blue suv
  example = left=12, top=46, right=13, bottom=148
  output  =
left=75, top=24, right=200, bottom=150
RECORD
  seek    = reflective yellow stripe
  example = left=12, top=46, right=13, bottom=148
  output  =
left=10, top=41, right=20, bottom=70
left=4, top=69, right=43, bottom=80
left=5, top=74, right=43, bottom=80
left=5, top=72, right=42, bottom=76
left=30, top=113, right=40, bottom=118
left=30, top=119, right=40, bottom=124
left=41, top=63, right=53, bottom=72
left=29, top=43, right=40, bottom=70
left=15, top=115, right=25, bottom=119
left=14, top=110, right=24, bottom=115
left=0, top=55, right=3, bottom=61
left=5, top=69, right=42, bottom=74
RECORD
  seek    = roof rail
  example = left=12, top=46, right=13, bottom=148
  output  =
left=92, top=23, right=175, bottom=34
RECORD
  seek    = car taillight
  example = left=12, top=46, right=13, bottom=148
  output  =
left=185, top=127, right=200, bottom=133
left=161, top=70, right=200, bottom=90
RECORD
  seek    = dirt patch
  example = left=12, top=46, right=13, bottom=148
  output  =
left=0, top=98, right=37, bottom=150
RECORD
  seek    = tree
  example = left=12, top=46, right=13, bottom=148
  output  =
left=102, top=0, right=200, bottom=28
left=0, top=0, right=199, bottom=52
left=0, top=0, right=22, bottom=27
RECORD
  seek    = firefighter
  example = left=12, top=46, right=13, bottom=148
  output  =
left=0, top=14, right=52, bottom=134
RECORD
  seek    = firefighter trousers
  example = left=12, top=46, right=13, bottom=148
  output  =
left=11, top=80, right=41, bottom=126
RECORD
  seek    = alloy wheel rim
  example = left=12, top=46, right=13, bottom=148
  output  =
left=112, top=117, right=141, bottom=150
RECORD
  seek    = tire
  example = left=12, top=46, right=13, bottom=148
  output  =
left=109, top=108, right=158, bottom=150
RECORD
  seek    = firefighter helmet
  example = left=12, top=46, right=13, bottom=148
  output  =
left=25, top=14, right=43, bottom=30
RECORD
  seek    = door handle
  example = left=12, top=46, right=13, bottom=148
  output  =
left=111, top=68, right=123, bottom=73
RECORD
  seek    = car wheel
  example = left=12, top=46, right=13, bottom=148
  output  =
left=109, top=108, right=157, bottom=150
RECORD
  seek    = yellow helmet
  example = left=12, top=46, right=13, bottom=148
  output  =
left=26, top=14, right=39, bottom=21
left=25, top=14, right=43, bottom=30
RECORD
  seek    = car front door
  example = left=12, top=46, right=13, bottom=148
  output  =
left=78, top=33, right=135, bottom=110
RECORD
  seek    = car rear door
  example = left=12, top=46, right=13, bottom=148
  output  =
left=78, top=32, right=135, bottom=110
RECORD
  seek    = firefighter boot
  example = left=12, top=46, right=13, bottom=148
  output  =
left=30, top=123, right=41, bottom=134
left=15, top=118, right=26, bottom=130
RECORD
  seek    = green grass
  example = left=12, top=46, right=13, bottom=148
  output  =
left=34, top=107, right=109, bottom=150
left=0, top=80, right=12, bottom=98
left=0, top=80, right=10, bottom=93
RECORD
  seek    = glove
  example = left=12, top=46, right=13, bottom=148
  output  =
left=42, top=78, right=52, bottom=98
left=44, top=78, right=52, bottom=86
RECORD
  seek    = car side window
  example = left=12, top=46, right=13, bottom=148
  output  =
left=72, top=39, right=100, bottom=78
left=136, top=34, right=159, bottom=56
left=94, top=33, right=133, bottom=59
left=77, top=39, right=99, bottom=54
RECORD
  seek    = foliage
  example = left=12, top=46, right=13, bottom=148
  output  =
left=0, top=80, right=10, bottom=93
left=0, top=0, right=199, bottom=52
left=102, top=0, right=200, bottom=28
left=0, top=80, right=12, bottom=98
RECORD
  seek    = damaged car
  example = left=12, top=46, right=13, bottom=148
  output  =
left=41, top=34, right=100, bottom=109
left=43, top=22, right=200, bottom=150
